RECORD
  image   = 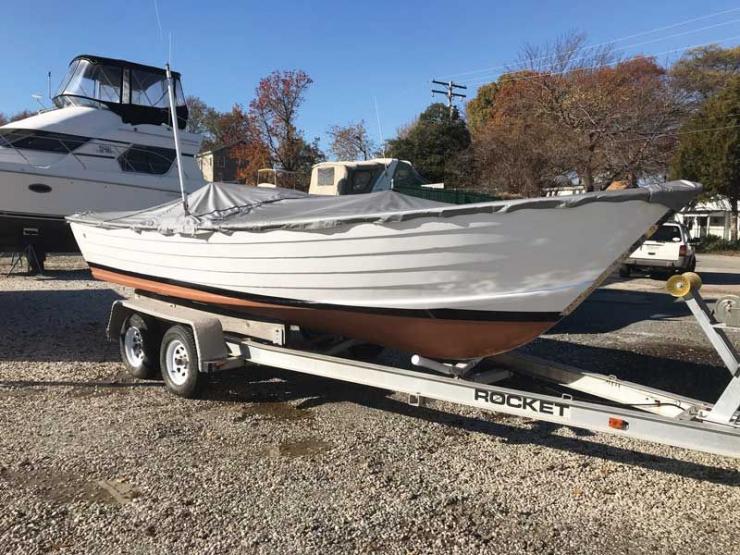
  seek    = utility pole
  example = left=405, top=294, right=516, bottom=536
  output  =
left=431, top=80, right=467, bottom=117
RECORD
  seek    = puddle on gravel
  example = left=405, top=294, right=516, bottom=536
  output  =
left=0, top=466, right=139, bottom=505
left=66, top=385, right=138, bottom=399
left=234, top=402, right=311, bottom=422
left=260, top=438, right=332, bottom=458
left=0, top=388, right=37, bottom=399
left=0, top=386, right=125, bottom=400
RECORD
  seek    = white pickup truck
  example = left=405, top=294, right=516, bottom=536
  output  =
left=620, top=222, right=696, bottom=277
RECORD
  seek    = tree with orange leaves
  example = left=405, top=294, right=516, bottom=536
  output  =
left=249, top=70, right=323, bottom=175
left=468, top=33, right=683, bottom=195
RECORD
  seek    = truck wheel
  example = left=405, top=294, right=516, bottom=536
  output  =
left=120, top=313, right=160, bottom=379
left=618, top=264, right=631, bottom=278
left=160, top=325, right=206, bottom=398
left=688, top=256, right=697, bottom=272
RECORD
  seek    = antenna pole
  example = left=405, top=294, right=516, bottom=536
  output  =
left=47, top=72, right=52, bottom=101
left=431, top=79, right=467, bottom=117
left=166, top=64, right=189, bottom=214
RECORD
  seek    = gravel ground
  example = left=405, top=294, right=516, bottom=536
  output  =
left=0, top=255, right=739, bottom=554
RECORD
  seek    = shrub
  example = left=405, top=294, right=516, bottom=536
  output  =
left=694, top=234, right=740, bottom=253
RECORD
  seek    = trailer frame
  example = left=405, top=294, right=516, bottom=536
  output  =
left=107, top=280, right=740, bottom=460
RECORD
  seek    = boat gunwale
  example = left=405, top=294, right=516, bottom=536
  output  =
left=65, top=180, right=701, bottom=234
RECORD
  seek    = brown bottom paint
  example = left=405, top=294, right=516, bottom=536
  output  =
left=93, top=267, right=556, bottom=359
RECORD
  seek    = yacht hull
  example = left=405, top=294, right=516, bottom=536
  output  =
left=0, top=212, right=77, bottom=252
left=0, top=101, right=204, bottom=254
left=0, top=168, right=181, bottom=252
left=70, top=196, right=672, bottom=358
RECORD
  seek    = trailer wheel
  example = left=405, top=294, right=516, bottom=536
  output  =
left=120, top=313, right=160, bottom=379
left=618, top=264, right=631, bottom=278
left=160, top=325, right=206, bottom=398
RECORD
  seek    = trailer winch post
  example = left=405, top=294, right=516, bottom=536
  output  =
left=667, top=272, right=740, bottom=424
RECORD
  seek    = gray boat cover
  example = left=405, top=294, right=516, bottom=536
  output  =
left=67, top=180, right=702, bottom=235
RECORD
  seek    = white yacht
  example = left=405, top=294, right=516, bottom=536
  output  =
left=0, top=55, right=204, bottom=269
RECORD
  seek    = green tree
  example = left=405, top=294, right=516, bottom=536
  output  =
left=386, top=103, right=471, bottom=185
left=671, top=78, right=740, bottom=240
left=466, top=82, right=498, bottom=134
left=185, top=96, right=219, bottom=146
left=671, top=45, right=740, bottom=103
left=295, top=136, right=326, bottom=174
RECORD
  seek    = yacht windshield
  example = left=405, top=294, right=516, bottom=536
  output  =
left=55, top=59, right=185, bottom=109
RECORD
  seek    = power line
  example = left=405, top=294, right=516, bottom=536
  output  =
left=621, top=123, right=740, bottom=143
left=431, top=80, right=467, bottom=116
left=459, top=35, right=740, bottom=86
left=472, top=19, right=740, bottom=83
left=441, top=6, right=740, bottom=79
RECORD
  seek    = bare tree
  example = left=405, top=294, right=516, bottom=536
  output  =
left=249, top=70, right=319, bottom=172
left=469, top=33, right=683, bottom=194
left=327, top=120, right=376, bottom=160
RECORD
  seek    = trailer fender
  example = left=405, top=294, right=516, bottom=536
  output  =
left=107, top=297, right=229, bottom=372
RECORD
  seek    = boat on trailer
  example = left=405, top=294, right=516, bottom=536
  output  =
left=70, top=72, right=739, bottom=459
left=68, top=179, right=700, bottom=359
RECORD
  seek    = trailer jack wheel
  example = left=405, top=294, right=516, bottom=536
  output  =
left=120, top=313, right=160, bottom=379
left=160, top=325, right=207, bottom=398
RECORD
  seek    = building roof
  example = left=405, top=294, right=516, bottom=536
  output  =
left=682, top=195, right=740, bottom=212
left=313, top=158, right=401, bottom=169
left=196, top=140, right=248, bottom=158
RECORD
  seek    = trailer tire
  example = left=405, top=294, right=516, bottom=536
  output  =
left=160, top=325, right=206, bottom=398
left=119, top=313, right=160, bottom=379
left=618, top=264, right=631, bottom=278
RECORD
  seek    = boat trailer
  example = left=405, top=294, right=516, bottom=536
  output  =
left=107, top=273, right=740, bottom=459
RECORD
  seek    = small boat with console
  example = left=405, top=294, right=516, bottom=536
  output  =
left=0, top=55, right=204, bottom=269
left=68, top=179, right=701, bottom=359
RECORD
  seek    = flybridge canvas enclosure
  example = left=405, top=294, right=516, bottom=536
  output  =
left=53, top=55, right=189, bottom=129
left=67, top=180, right=702, bottom=235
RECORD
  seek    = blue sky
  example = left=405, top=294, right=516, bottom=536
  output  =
left=1, top=0, right=739, bottom=151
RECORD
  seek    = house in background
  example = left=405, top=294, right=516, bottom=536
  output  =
left=195, top=141, right=247, bottom=183
left=675, top=196, right=740, bottom=240
left=542, top=176, right=631, bottom=197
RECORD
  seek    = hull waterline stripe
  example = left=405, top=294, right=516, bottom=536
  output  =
left=87, top=262, right=563, bottom=323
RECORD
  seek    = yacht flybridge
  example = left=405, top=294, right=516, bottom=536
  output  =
left=0, top=55, right=204, bottom=270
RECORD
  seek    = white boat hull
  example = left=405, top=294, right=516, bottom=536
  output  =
left=71, top=196, right=670, bottom=358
